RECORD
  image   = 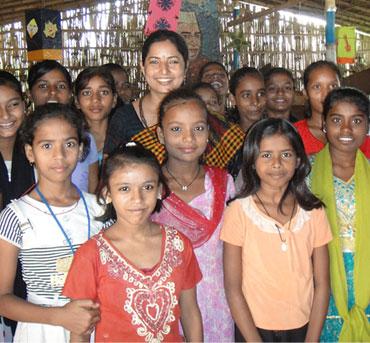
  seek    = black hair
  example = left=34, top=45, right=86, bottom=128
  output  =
left=142, top=30, right=189, bottom=66
left=20, top=103, right=90, bottom=160
left=101, top=63, right=129, bottom=79
left=0, top=70, right=23, bottom=98
left=192, top=82, right=221, bottom=104
left=27, top=60, right=72, bottom=91
left=74, top=66, right=116, bottom=96
left=199, top=61, right=228, bottom=81
left=238, top=118, right=323, bottom=212
left=229, top=67, right=264, bottom=96
left=303, top=60, right=341, bottom=91
left=264, top=67, right=294, bottom=86
left=323, top=87, right=370, bottom=122
left=97, top=142, right=169, bottom=221
left=158, top=87, right=208, bottom=128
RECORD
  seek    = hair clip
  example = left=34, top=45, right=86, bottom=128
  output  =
left=125, top=142, right=137, bottom=147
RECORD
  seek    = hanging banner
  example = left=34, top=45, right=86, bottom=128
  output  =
left=25, top=9, right=62, bottom=61
left=144, top=0, right=182, bottom=36
left=336, top=26, right=356, bottom=64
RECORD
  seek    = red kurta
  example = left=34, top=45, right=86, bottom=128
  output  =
left=63, top=227, right=202, bottom=342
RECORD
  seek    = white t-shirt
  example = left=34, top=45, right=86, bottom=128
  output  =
left=0, top=192, right=104, bottom=302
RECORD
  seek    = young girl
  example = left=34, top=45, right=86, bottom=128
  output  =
left=0, top=71, right=34, bottom=209
left=199, top=61, right=229, bottom=115
left=193, top=82, right=223, bottom=115
left=221, top=118, right=332, bottom=342
left=309, top=87, right=370, bottom=341
left=152, top=88, right=235, bottom=341
left=28, top=60, right=99, bottom=193
left=101, top=63, right=133, bottom=105
left=28, top=60, right=72, bottom=107
left=264, top=67, right=297, bottom=122
left=63, top=143, right=203, bottom=342
left=75, top=66, right=117, bottom=166
left=294, top=60, right=341, bottom=155
left=229, top=66, right=266, bottom=131
left=0, top=104, right=103, bottom=342
left=0, top=71, right=35, bottom=339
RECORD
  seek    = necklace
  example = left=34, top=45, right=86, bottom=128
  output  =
left=165, top=164, right=201, bottom=191
left=254, top=192, right=295, bottom=252
left=35, top=185, right=91, bottom=254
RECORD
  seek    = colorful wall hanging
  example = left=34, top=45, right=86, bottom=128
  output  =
left=144, top=0, right=182, bottom=35
left=25, top=8, right=62, bottom=61
left=336, top=26, right=356, bottom=64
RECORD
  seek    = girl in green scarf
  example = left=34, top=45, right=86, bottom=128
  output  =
left=310, top=87, right=370, bottom=341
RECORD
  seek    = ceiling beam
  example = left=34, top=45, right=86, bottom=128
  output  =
left=227, top=0, right=301, bottom=26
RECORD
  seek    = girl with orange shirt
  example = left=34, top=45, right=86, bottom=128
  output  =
left=221, top=118, right=332, bottom=342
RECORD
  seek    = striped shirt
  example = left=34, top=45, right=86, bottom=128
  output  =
left=0, top=193, right=104, bottom=302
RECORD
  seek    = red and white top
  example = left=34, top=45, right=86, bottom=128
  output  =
left=63, top=226, right=202, bottom=342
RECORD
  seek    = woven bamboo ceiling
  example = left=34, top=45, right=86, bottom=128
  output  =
left=0, top=0, right=370, bottom=34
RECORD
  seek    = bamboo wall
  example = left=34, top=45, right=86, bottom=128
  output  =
left=218, top=1, right=370, bottom=91
left=0, top=0, right=369, bottom=93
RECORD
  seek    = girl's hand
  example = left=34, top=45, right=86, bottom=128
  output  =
left=55, top=299, right=100, bottom=335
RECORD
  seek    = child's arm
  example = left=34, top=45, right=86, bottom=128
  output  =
left=305, top=244, right=330, bottom=342
left=70, top=332, right=91, bottom=342
left=180, top=287, right=203, bottom=342
left=223, top=242, right=262, bottom=342
left=0, top=239, right=100, bottom=335
left=88, top=161, right=99, bottom=194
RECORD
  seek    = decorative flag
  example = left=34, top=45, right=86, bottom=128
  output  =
left=144, top=0, right=182, bottom=36
left=336, top=26, right=356, bottom=64
left=25, top=9, right=62, bottom=61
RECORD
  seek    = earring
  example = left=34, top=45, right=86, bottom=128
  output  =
left=157, top=192, right=162, bottom=200
left=322, top=127, right=327, bottom=133
left=29, top=161, right=35, bottom=167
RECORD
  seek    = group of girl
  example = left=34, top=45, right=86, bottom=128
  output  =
left=0, top=27, right=369, bottom=343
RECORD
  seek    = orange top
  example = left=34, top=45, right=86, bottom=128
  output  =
left=220, top=196, right=332, bottom=330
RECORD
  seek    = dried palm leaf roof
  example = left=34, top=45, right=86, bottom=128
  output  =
left=1, top=0, right=369, bottom=34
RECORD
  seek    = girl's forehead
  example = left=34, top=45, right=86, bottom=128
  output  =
left=109, top=162, right=159, bottom=181
left=266, top=73, right=292, bottom=84
left=309, top=66, right=338, bottom=81
left=165, top=99, right=206, bottom=118
left=328, top=100, right=367, bottom=115
left=35, top=117, right=76, bottom=132
left=259, top=133, right=293, bottom=148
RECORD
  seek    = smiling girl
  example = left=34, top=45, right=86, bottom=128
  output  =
left=152, top=88, right=235, bottom=341
left=309, top=87, right=370, bottom=341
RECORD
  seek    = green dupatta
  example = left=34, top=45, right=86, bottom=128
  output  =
left=311, top=144, right=370, bottom=341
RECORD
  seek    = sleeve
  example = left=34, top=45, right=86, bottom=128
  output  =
left=312, top=208, right=333, bottom=248
left=86, top=133, right=99, bottom=165
left=103, top=106, right=126, bottom=155
left=62, top=239, right=99, bottom=301
left=180, top=234, right=202, bottom=290
left=220, top=200, right=246, bottom=247
left=0, top=206, right=22, bottom=247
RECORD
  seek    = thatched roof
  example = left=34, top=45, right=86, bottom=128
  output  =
left=1, top=1, right=370, bottom=34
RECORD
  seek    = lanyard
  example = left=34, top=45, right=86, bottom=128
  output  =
left=35, top=185, right=91, bottom=254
